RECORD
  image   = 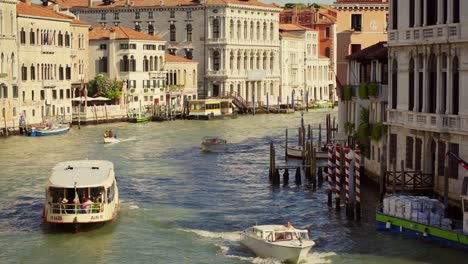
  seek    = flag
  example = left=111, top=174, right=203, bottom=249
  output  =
left=446, top=151, right=468, bottom=170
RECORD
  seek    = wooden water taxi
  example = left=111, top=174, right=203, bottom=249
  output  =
left=240, top=223, right=315, bottom=263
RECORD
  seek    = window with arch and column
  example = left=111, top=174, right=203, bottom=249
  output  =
left=391, top=58, right=397, bottom=109
left=452, top=56, right=459, bottom=114
left=213, top=51, right=220, bottom=71
left=408, top=57, right=415, bottom=111
left=186, top=24, right=192, bottom=41
left=427, top=54, right=437, bottom=114
left=212, top=19, right=220, bottom=39
left=230, top=20, right=234, bottom=39
left=170, top=24, right=176, bottom=41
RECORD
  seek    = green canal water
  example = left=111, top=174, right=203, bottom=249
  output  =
left=0, top=110, right=466, bottom=263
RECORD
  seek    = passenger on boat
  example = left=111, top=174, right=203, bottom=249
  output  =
left=104, top=130, right=108, bottom=138
left=81, top=197, right=93, bottom=214
left=108, top=130, right=114, bottom=138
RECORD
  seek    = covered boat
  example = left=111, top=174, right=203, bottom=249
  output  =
left=43, top=160, right=119, bottom=229
left=240, top=224, right=315, bottom=263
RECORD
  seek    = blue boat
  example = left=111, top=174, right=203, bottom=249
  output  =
left=30, top=123, right=70, bottom=136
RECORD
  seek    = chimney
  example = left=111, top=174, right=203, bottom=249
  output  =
left=53, top=4, right=59, bottom=12
left=25, top=0, right=32, bottom=5
left=159, top=0, right=164, bottom=6
left=41, top=0, right=48, bottom=7
left=88, top=0, right=92, bottom=8
left=125, top=0, right=130, bottom=7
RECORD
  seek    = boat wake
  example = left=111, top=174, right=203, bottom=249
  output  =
left=178, top=228, right=336, bottom=263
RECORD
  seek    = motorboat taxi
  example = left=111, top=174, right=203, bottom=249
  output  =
left=43, top=160, right=119, bottom=229
left=240, top=224, right=315, bottom=263
left=200, top=136, right=228, bottom=152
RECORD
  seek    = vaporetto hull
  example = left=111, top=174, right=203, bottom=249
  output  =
left=376, top=212, right=468, bottom=249
left=240, top=234, right=313, bottom=263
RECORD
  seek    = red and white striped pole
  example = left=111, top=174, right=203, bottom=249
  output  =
left=335, top=143, right=341, bottom=211
left=327, top=143, right=333, bottom=207
left=344, top=146, right=350, bottom=216
left=355, top=145, right=361, bottom=220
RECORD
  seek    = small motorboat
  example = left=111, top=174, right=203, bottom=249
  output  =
left=104, top=136, right=120, bottom=144
left=200, top=136, right=228, bottom=152
left=43, top=160, right=120, bottom=230
left=240, top=223, right=315, bottom=264
left=29, top=122, right=70, bottom=136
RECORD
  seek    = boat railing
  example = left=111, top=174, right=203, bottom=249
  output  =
left=50, top=202, right=104, bottom=215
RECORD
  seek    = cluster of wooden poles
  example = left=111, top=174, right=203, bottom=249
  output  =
left=268, top=113, right=362, bottom=221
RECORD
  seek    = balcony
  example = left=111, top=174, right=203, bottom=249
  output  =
left=206, top=70, right=227, bottom=77
left=42, top=80, right=56, bottom=88
left=387, top=109, right=468, bottom=134
left=206, top=38, right=226, bottom=44
left=148, top=71, right=166, bottom=79
left=41, top=45, right=55, bottom=54
left=389, top=23, right=461, bottom=45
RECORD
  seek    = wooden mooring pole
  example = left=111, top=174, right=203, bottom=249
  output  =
left=335, top=143, right=341, bottom=211
left=355, top=146, right=361, bottom=221
left=285, top=129, right=288, bottom=162
left=327, top=143, right=333, bottom=207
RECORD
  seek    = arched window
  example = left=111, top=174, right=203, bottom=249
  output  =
left=30, top=64, right=35, bottom=80
left=452, top=56, right=459, bottom=114
left=20, top=28, right=26, bottom=44
left=212, top=19, right=219, bottom=38
left=183, top=70, right=187, bottom=86
left=130, top=55, right=136, bottom=72
left=143, top=56, right=149, bottom=71
left=148, top=24, right=154, bottom=35
left=213, top=51, right=220, bottom=71
left=134, top=22, right=141, bottom=32
left=427, top=54, right=437, bottom=113
left=250, top=21, right=254, bottom=39
left=270, top=53, right=274, bottom=71
left=149, top=56, right=154, bottom=71
left=391, top=59, right=398, bottom=109
left=121, top=55, right=129, bottom=71
left=230, top=51, right=234, bottom=69
left=256, top=21, right=260, bottom=40
left=243, top=52, right=247, bottom=70
left=263, top=52, right=267, bottom=69
left=270, top=22, right=274, bottom=40
left=244, top=21, right=248, bottom=39
left=237, top=52, right=241, bottom=70
left=0, top=53, right=4, bottom=74
left=250, top=55, right=254, bottom=70
left=186, top=24, right=192, bottom=41
left=30, top=29, right=35, bottom=45
left=11, top=53, right=15, bottom=78
left=325, top=47, right=330, bottom=58
left=0, top=11, right=3, bottom=35
left=185, top=50, right=193, bottom=60
left=58, top=31, right=63, bottom=46
left=21, top=64, right=27, bottom=80
left=193, top=69, right=196, bottom=86
left=237, top=21, right=241, bottom=39
left=408, top=58, right=415, bottom=111
left=230, top=20, right=234, bottom=39
left=65, top=32, right=70, bottom=47
left=170, top=24, right=176, bottom=41
left=263, top=22, right=267, bottom=40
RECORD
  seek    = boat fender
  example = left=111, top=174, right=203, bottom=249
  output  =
left=385, top=221, right=391, bottom=229
left=399, top=226, right=403, bottom=232
left=423, top=228, right=429, bottom=237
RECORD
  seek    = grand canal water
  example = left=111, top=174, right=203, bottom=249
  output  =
left=0, top=110, right=466, bottom=264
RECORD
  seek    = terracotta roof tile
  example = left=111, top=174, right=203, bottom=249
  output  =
left=89, top=26, right=165, bottom=41
left=71, top=19, right=90, bottom=25
left=17, top=2, right=74, bottom=20
left=55, top=0, right=278, bottom=9
left=334, top=0, right=387, bottom=3
left=165, top=53, right=196, bottom=63
left=279, top=23, right=313, bottom=31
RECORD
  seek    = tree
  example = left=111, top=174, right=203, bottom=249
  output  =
left=87, top=74, right=121, bottom=100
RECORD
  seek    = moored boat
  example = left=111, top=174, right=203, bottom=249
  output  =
left=201, top=136, right=228, bottom=152
left=376, top=194, right=468, bottom=249
left=240, top=224, right=315, bottom=263
left=128, top=114, right=152, bottom=123
left=29, top=122, right=70, bottom=136
left=281, top=145, right=328, bottom=160
left=43, top=160, right=119, bottom=229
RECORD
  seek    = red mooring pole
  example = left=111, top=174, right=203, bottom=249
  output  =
left=335, top=143, right=341, bottom=211
left=345, top=146, right=350, bottom=216
left=355, top=145, right=361, bottom=220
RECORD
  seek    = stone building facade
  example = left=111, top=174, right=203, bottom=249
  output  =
left=16, top=0, right=89, bottom=126
left=279, top=24, right=331, bottom=105
left=387, top=0, right=467, bottom=204
left=55, top=0, right=281, bottom=105
left=0, top=0, right=19, bottom=133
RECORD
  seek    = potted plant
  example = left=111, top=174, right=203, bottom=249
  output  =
left=358, top=83, right=368, bottom=99
left=343, top=85, right=352, bottom=101
left=367, top=83, right=379, bottom=98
